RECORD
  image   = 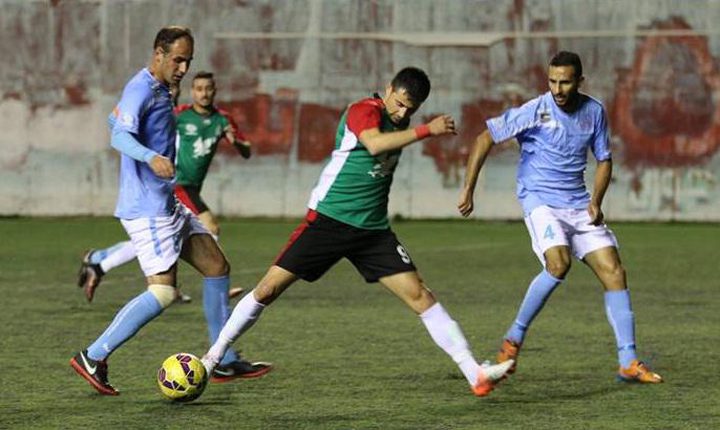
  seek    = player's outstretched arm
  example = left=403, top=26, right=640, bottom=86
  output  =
left=458, top=130, right=494, bottom=217
left=360, top=114, right=456, bottom=156
left=588, top=159, right=612, bottom=225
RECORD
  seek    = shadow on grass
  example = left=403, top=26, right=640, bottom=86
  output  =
left=499, top=380, right=627, bottom=403
left=132, top=398, right=235, bottom=407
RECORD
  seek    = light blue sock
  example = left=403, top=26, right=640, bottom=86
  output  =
left=604, top=289, right=637, bottom=368
left=87, top=291, right=164, bottom=361
left=203, top=276, right=239, bottom=365
left=505, top=269, right=562, bottom=344
left=89, top=241, right=131, bottom=265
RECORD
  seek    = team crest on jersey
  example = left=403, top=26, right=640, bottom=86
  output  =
left=203, top=119, right=211, bottom=125
left=185, top=124, right=198, bottom=136
left=539, top=110, right=552, bottom=123
left=368, top=153, right=399, bottom=178
left=578, top=116, right=594, bottom=133
left=193, top=137, right=215, bottom=158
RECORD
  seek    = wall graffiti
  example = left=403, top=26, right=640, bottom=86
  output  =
left=610, top=17, right=720, bottom=217
left=1, top=0, right=719, bottom=220
left=611, top=17, right=720, bottom=168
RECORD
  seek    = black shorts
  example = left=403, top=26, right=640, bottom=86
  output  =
left=174, top=184, right=209, bottom=215
left=275, top=210, right=417, bottom=283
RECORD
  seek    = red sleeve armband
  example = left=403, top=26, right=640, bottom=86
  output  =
left=414, top=124, right=431, bottom=139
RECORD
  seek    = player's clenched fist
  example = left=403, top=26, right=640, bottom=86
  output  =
left=427, top=114, right=457, bottom=136
left=149, top=155, right=175, bottom=178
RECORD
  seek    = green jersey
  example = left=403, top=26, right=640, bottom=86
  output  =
left=174, top=105, right=230, bottom=187
left=308, top=96, right=406, bottom=230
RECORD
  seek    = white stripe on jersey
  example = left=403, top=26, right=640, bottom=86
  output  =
left=307, top=125, right=358, bottom=210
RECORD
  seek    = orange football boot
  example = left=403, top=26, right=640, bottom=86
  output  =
left=618, top=360, right=663, bottom=383
left=472, top=360, right=515, bottom=397
left=496, top=339, right=521, bottom=375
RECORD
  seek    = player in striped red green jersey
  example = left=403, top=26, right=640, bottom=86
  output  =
left=201, top=67, right=516, bottom=397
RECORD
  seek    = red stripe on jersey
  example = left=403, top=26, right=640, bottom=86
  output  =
left=345, top=98, right=384, bottom=136
left=173, top=103, right=193, bottom=116
left=174, top=185, right=200, bottom=215
left=218, top=107, right=247, bottom=142
left=273, top=210, right=318, bottom=264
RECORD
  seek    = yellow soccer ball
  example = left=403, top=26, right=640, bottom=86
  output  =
left=157, top=353, right=208, bottom=402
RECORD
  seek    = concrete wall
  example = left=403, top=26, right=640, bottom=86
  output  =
left=2, top=0, right=719, bottom=220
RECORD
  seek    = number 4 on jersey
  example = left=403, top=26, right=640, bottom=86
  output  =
left=543, top=225, right=555, bottom=240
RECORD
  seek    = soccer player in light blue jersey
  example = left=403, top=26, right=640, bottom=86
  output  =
left=69, top=27, right=270, bottom=396
left=76, top=79, right=246, bottom=304
left=458, top=51, right=662, bottom=383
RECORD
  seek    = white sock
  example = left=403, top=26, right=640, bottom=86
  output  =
left=100, top=241, right=137, bottom=273
left=420, top=302, right=479, bottom=385
left=204, top=291, right=265, bottom=371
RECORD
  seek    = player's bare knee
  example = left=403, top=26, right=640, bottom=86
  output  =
left=148, top=284, right=176, bottom=309
left=601, top=262, right=626, bottom=287
left=253, top=282, right=280, bottom=305
left=546, top=260, right=571, bottom=279
left=204, top=256, right=230, bottom=277
left=406, top=285, right=435, bottom=311
left=219, top=257, right=230, bottom=276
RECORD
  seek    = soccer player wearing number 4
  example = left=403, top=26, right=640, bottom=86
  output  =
left=458, top=51, right=662, bottom=383
left=200, top=67, right=515, bottom=397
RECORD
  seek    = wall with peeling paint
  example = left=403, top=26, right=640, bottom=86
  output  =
left=2, top=0, right=719, bottom=221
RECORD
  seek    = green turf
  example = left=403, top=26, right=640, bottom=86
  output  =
left=0, top=218, right=718, bottom=429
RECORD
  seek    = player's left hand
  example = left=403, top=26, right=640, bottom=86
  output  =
left=457, top=188, right=475, bottom=217
left=427, top=114, right=457, bottom=136
left=587, top=202, right=604, bottom=225
left=149, top=154, right=175, bottom=178
left=234, top=140, right=252, bottom=159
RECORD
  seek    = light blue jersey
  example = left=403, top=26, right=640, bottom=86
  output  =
left=112, top=68, right=177, bottom=219
left=486, top=92, right=610, bottom=214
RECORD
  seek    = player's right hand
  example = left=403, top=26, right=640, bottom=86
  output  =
left=457, top=188, right=475, bottom=217
left=149, top=155, right=175, bottom=178
left=428, top=114, right=457, bottom=136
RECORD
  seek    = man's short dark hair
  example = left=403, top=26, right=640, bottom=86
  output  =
left=549, top=51, right=583, bottom=79
left=153, top=26, right=194, bottom=53
left=193, top=71, right=215, bottom=83
left=391, top=67, right=431, bottom=104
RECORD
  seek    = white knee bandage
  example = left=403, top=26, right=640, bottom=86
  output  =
left=148, top=284, right=176, bottom=309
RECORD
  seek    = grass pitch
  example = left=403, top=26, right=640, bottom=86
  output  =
left=0, top=218, right=718, bottom=429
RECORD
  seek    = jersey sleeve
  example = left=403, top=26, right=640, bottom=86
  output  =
left=591, top=108, right=611, bottom=161
left=218, top=108, right=247, bottom=142
left=345, top=101, right=382, bottom=136
left=107, top=105, right=119, bottom=131
left=485, top=98, right=539, bottom=144
left=113, top=81, right=151, bottom=135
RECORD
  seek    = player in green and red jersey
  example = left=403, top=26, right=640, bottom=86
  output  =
left=77, top=72, right=250, bottom=302
left=200, top=67, right=515, bottom=397
left=174, top=70, right=251, bottom=236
